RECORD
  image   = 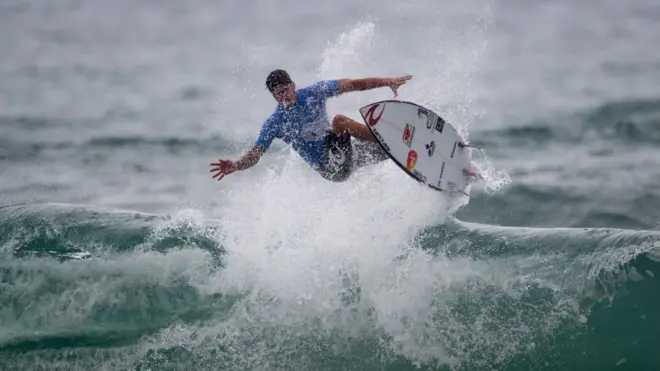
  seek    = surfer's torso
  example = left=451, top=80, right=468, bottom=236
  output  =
left=255, top=80, right=341, bottom=167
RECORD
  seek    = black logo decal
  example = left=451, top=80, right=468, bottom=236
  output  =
left=425, top=141, right=436, bottom=157
left=435, top=117, right=445, bottom=133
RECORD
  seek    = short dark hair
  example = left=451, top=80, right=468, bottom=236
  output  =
left=265, top=69, right=293, bottom=92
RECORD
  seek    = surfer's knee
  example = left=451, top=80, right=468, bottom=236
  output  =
left=332, top=114, right=350, bottom=123
left=331, top=114, right=350, bottom=134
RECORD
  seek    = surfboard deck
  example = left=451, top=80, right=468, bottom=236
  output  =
left=358, top=100, right=477, bottom=196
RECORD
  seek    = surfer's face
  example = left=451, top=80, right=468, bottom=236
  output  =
left=271, top=83, right=296, bottom=107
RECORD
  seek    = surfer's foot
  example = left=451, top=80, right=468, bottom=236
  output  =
left=332, top=114, right=378, bottom=142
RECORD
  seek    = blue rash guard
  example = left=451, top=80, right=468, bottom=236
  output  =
left=255, top=80, right=341, bottom=169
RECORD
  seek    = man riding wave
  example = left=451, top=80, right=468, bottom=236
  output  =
left=210, top=69, right=412, bottom=182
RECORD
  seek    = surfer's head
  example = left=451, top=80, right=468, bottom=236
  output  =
left=266, top=69, right=296, bottom=107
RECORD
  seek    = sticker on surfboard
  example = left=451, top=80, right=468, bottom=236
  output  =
left=359, top=100, right=478, bottom=196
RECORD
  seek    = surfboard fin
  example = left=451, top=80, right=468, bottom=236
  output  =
left=463, top=169, right=485, bottom=181
left=458, top=141, right=479, bottom=149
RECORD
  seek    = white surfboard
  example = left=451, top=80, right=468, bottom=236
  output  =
left=358, top=100, right=477, bottom=196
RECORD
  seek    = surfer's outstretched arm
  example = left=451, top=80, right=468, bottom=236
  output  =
left=210, top=145, right=264, bottom=181
left=338, top=75, right=412, bottom=97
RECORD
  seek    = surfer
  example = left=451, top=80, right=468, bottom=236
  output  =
left=209, top=69, right=412, bottom=182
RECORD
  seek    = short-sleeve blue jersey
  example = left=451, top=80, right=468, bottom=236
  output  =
left=255, top=80, right=341, bottom=168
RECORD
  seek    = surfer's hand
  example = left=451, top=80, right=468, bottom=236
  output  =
left=209, top=159, right=235, bottom=181
left=388, top=75, right=412, bottom=97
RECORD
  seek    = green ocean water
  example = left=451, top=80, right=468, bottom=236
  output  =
left=1, top=201, right=660, bottom=370
left=2, top=0, right=660, bottom=370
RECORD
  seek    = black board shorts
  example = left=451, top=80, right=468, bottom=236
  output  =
left=316, top=131, right=390, bottom=182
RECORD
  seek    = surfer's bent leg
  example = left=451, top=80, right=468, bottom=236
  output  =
left=331, top=114, right=377, bottom=142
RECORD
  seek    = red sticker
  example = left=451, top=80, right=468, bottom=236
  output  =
left=402, top=123, right=415, bottom=147
left=406, top=150, right=418, bottom=171
left=364, top=103, right=385, bottom=127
